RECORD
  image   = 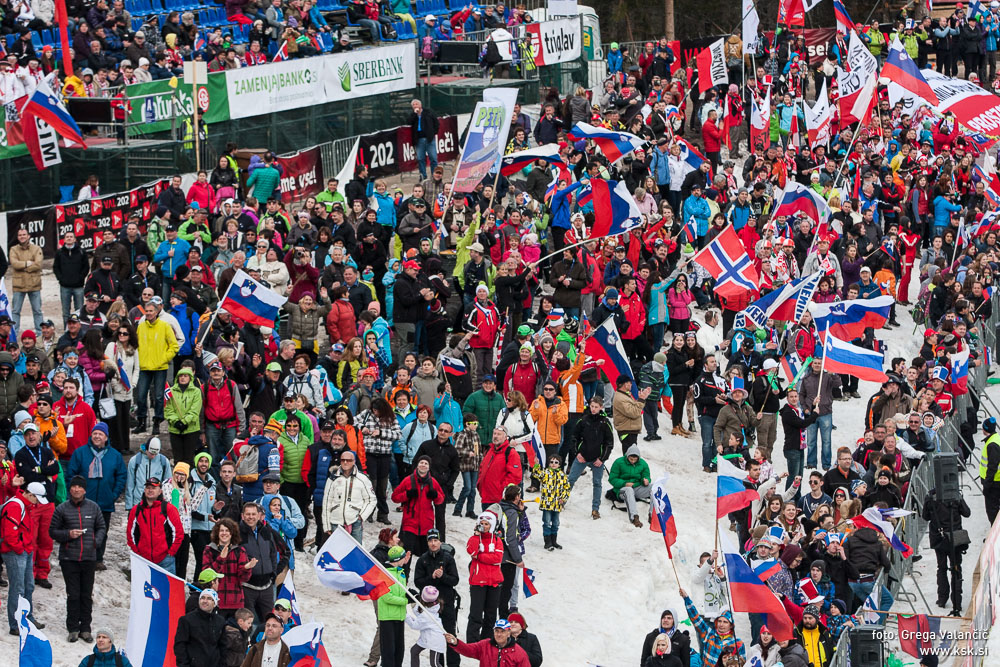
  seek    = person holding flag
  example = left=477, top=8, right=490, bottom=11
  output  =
left=678, top=587, right=745, bottom=666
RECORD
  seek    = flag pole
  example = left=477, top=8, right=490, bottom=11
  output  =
left=668, top=552, right=682, bottom=588
left=197, top=306, right=222, bottom=348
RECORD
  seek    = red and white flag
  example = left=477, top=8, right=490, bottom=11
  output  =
left=722, top=95, right=732, bottom=150
left=778, top=0, right=805, bottom=27
left=837, top=31, right=878, bottom=123
left=750, top=88, right=770, bottom=154
left=789, top=102, right=801, bottom=149
left=696, top=39, right=728, bottom=93
left=805, top=79, right=832, bottom=147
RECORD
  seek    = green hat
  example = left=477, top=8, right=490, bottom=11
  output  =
left=176, top=367, right=194, bottom=378
left=198, top=568, right=225, bottom=583
left=266, top=361, right=282, bottom=372
left=193, top=451, right=213, bottom=467
left=517, top=325, right=532, bottom=337
left=610, top=41, right=619, bottom=49
left=387, top=546, right=406, bottom=562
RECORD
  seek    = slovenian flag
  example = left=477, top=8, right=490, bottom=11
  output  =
left=276, top=572, right=302, bottom=625
left=500, top=144, right=567, bottom=176
left=522, top=568, right=538, bottom=598
left=283, top=623, right=333, bottom=667
left=716, top=455, right=759, bottom=518
left=681, top=215, right=697, bottom=244
left=881, top=37, right=939, bottom=106
left=524, top=425, right=544, bottom=468
left=821, top=334, right=888, bottom=383
left=852, top=506, right=913, bottom=558
left=117, top=357, right=132, bottom=391
left=567, top=122, right=646, bottom=162
left=220, top=269, right=288, bottom=328
left=314, top=526, right=398, bottom=599
left=579, top=178, right=643, bottom=238
left=772, top=181, right=831, bottom=223
left=17, top=596, right=52, bottom=667
left=20, top=79, right=85, bottom=146
left=441, top=356, right=467, bottom=377
left=950, top=346, right=970, bottom=396
left=675, top=136, right=708, bottom=175
left=809, top=295, right=893, bottom=341
left=650, top=474, right=679, bottom=557
left=833, top=0, right=854, bottom=33
left=584, top=315, right=638, bottom=397
left=125, top=555, right=187, bottom=667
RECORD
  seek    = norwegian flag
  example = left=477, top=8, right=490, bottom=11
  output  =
left=273, top=41, right=289, bottom=62
left=163, top=381, right=173, bottom=406
left=691, top=224, right=759, bottom=300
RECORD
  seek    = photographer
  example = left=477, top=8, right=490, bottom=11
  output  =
left=921, top=488, right=971, bottom=616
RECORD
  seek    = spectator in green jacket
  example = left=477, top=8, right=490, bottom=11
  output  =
left=462, top=374, right=505, bottom=444
left=608, top=444, right=651, bottom=528
left=246, top=153, right=282, bottom=203
left=378, top=546, right=411, bottom=667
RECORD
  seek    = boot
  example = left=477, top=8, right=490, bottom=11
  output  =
left=687, top=421, right=697, bottom=433
left=377, top=513, right=390, bottom=525
left=465, top=510, right=477, bottom=519
left=671, top=426, right=683, bottom=436
left=591, top=510, right=600, bottom=520
left=131, top=420, right=147, bottom=435
left=551, top=532, right=562, bottom=549
left=544, top=535, right=554, bottom=551
left=452, top=507, right=462, bottom=517
left=632, top=515, right=643, bottom=528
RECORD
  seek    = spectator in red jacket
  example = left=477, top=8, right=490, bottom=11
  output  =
left=1, top=483, right=44, bottom=634
left=465, top=284, right=502, bottom=389
left=126, top=476, right=185, bottom=574
left=702, top=109, right=723, bottom=174
left=446, top=617, right=531, bottom=666
left=390, top=455, right=443, bottom=558
left=477, top=427, right=522, bottom=507
left=325, top=286, right=357, bottom=345
left=464, top=511, right=505, bottom=642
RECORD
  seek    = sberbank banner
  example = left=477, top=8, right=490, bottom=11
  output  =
left=125, top=72, right=230, bottom=135
left=123, top=44, right=416, bottom=133
left=226, top=44, right=417, bottom=120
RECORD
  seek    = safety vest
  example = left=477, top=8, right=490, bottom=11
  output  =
left=979, top=433, right=1000, bottom=481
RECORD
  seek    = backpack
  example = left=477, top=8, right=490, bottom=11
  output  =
left=403, top=420, right=435, bottom=454
left=235, top=441, right=261, bottom=484
left=912, top=283, right=932, bottom=326
left=421, top=35, right=438, bottom=60
left=500, top=409, right=530, bottom=441
left=87, top=652, right=124, bottom=667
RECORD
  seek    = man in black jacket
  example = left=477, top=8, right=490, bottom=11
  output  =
left=779, top=388, right=817, bottom=501
left=392, top=261, right=432, bottom=360
left=53, top=230, right=89, bottom=325
left=692, top=355, right=727, bottom=472
left=156, top=175, right=187, bottom=221
left=174, top=589, right=227, bottom=667
left=568, top=396, right=615, bottom=519
left=922, top=488, right=971, bottom=615
left=49, top=475, right=107, bottom=643
left=123, top=255, right=162, bottom=309
left=415, top=424, right=460, bottom=540
left=238, top=503, right=284, bottom=621
left=414, top=528, right=461, bottom=667
left=409, top=99, right=440, bottom=180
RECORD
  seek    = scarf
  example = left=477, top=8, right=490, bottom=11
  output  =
left=88, top=445, right=107, bottom=478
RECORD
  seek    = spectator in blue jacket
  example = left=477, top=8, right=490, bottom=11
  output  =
left=932, top=191, right=963, bottom=236
left=434, top=383, right=464, bottom=431
left=169, top=289, right=198, bottom=364
left=67, top=422, right=127, bottom=567
left=607, top=42, right=623, bottom=77
left=648, top=138, right=671, bottom=190
left=682, top=183, right=712, bottom=247
left=125, top=437, right=172, bottom=508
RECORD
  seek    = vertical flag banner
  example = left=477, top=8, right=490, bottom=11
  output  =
left=695, top=39, right=728, bottom=93
left=805, top=79, right=832, bottom=147
left=742, top=0, right=760, bottom=54
left=125, top=555, right=187, bottom=667
left=749, top=88, right=770, bottom=154
left=451, top=87, right=517, bottom=193
left=833, top=0, right=855, bottom=33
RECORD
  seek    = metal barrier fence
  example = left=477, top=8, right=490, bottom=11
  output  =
left=827, top=293, right=1000, bottom=666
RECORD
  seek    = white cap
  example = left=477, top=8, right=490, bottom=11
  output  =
left=762, top=358, right=779, bottom=371
left=138, top=57, right=149, bottom=67
left=146, top=437, right=162, bottom=454
left=26, top=482, right=48, bottom=504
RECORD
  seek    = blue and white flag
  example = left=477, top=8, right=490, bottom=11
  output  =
left=276, top=571, right=302, bottom=625
left=736, top=272, right=821, bottom=330
left=17, top=596, right=53, bottom=667
left=219, top=269, right=288, bottom=328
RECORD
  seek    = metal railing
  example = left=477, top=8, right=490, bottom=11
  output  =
left=827, top=292, right=1000, bottom=666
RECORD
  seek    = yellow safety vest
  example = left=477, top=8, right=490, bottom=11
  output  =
left=979, top=433, right=1000, bottom=481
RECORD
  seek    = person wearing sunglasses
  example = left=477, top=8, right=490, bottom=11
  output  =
left=321, top=448, right=375, bottom=544
left=798, top=471, right=832, bottom=517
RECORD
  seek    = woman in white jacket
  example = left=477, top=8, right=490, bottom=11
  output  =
left=495, top=390, right=535, bottom=487
left=322, top=449, right=376, bottom=542
left=406, top=586, right=446, bottom=667
left=104, top=324, right=140, bottom=453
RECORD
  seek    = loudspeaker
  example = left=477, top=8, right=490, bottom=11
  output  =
left=934, top=452, right=962, bottom=503
left=850, top=626, right=885, bottom=665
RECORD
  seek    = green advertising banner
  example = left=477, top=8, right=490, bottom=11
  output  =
left=0, top=106, right=30, bottom=160
left=125, top=72, right=230, bottom=135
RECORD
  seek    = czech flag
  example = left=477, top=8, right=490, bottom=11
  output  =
left=20, top=79, right=85, bottom=146
left=313, top=526, right=397, bottom=599
left=833, top=0, right=854, bottom=33
left=580, top=179, right=643, bottom=238
left=821, top=334, right=888, bottom=383
left=852, top=506, right=913, bottom=558
left=283, top=622, right=334, bottom=667
left=567, top=122, right=646, bottom=162
left=500, top=144, right=567, bottom=176
left=276, top=572, right=303, bottom=625
left=716, top=455, right=759, bottom=518
left=584, top=315, right=638, bottom=398
left=650, top=475, right=679, bottom=557
left=16, top=597, right=52, bottom=667
left=723, top=551, right=795, bottom=641
left=125, top=555, right=187, bottom=667
left=950, top=346, right=970, bottom=396
left=522, top=568, right=538, bottom=598
left=772, top=182, right=831, bottom=223
left=882, top=38, right=939, bottom=106
left=441, top=356, right=467, bottom=377
left=809, top=295, right=893, bottom=341
left=752, top=557, right=782, bottom=581
left=691, top=224, right=759, bottom=300
left=220, top=269, right=288, bottom=328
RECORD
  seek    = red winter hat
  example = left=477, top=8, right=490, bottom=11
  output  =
left=508, top=612, right=527, bottom=628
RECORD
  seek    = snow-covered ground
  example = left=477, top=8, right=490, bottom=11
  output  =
left=3, top=266, right=997, bottom=667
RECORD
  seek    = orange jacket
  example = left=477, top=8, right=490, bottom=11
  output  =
left=34, top=413, right=68, bottom=457
left=528, top=396, right=568, bottom=446
left=874, top=268, right=896, bottom=297
left=334, top=423, right=367, bottom=472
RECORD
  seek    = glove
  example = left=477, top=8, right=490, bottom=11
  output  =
left=406, top=487, right=418, bottom=500
left=426, top=488, right=438, bottom=500
left=191, top=511, right=206, bottom=521
left=172, top=421, right=185, bottom=431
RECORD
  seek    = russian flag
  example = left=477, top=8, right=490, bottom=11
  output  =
left=833, top=0, right=854, bottom=33
left=525, top=425, right=544, bottom=467
left=950, top=347, right=970, bottom=396
left=220, top=269, right=288, bottom=328
left=821, top=333, right=887, bottom=383
left=716, top=455, right=759, bottom=518
left=584, top=315, right=638, bottom=398
left=283, top=622, right=334, bottom=667
left=739, top=271, right=821, bottom=329
left=20, top=79, right=85, bottom=146
left=772, top=182, right=831, bottom=223
left=313, top=526, right=397, bottom=599
left=581, top=179, right=643, bottom=238
left=276, top=572, right=303, bottom=625
left=16, top=596, right=52, bottom=667
left=852, top=507, right=913, bottom=558
left=567, top=122, right=646, bottom=162
left=723, top=551, right=795, bottom=641
left=522, top=568, right=539, bottom=598
left=194, top=34, right=207, bottom=51
left=752, top=557, right=782, bottom=581
left=882, top=38, right=939, bottom=106
left=441, top=356, right=467, bottom=377
left=125, top=555, right=187, bottom=667
left=809, top=295, right=893, bottom=341
left=500, top=144, right=566, bottom=176
left=650, top=475, right=679, bottom=557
